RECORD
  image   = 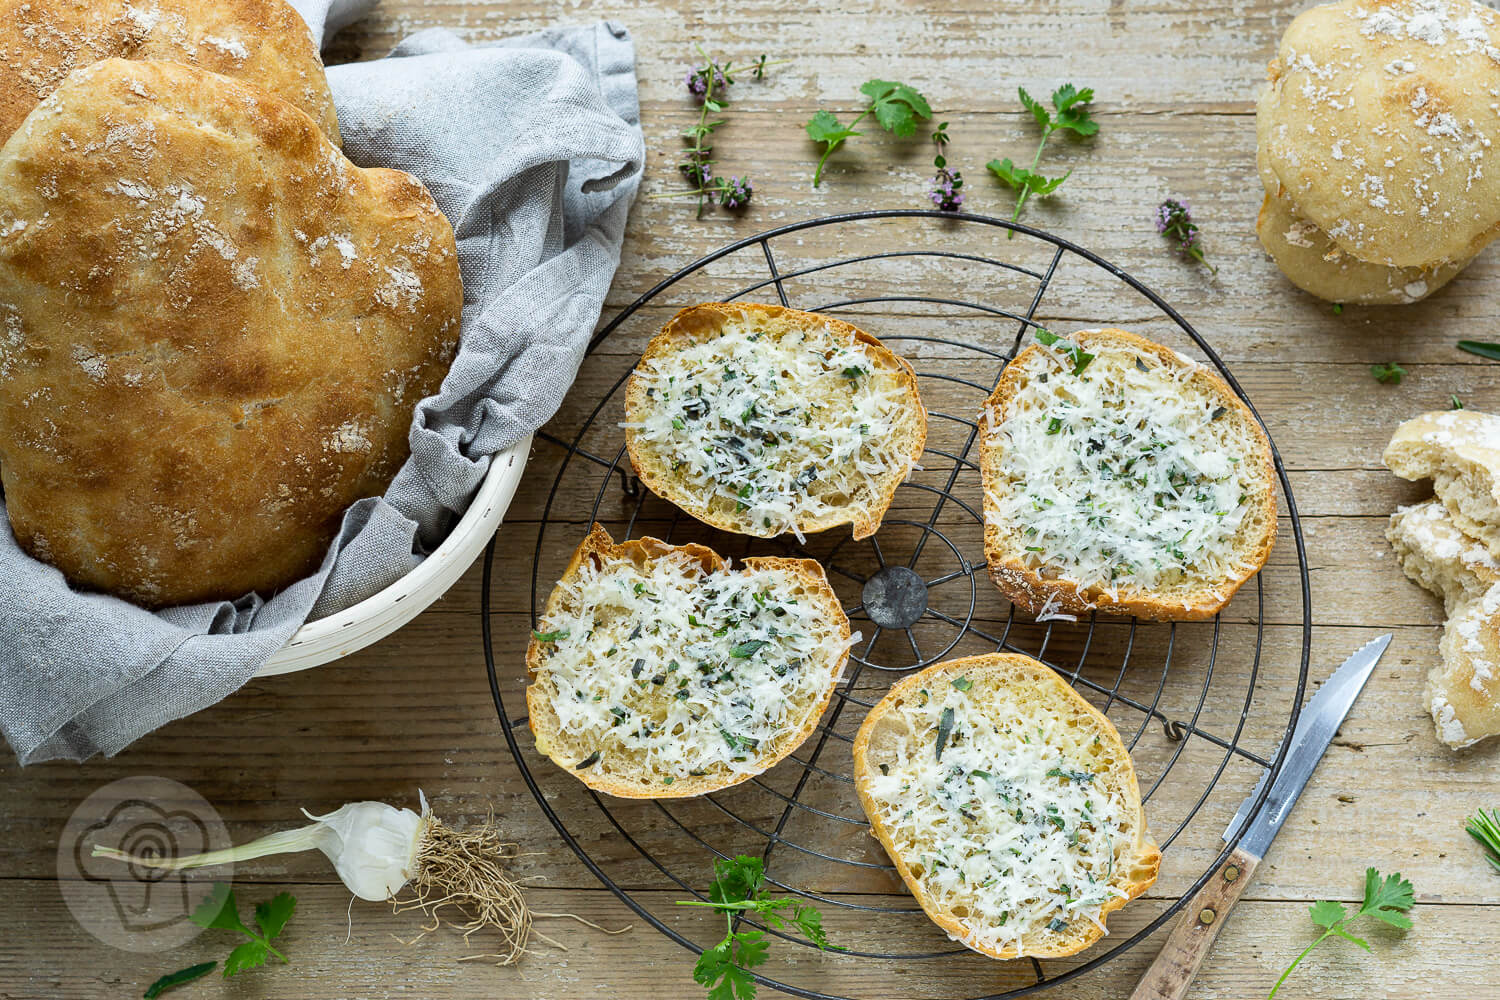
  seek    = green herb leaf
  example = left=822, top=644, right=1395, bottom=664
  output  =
left=1308, top=899, right=1347, bottom=929
left=222, top=940, right=269, bottom=978
left=1370, top=362, right=1405, bottom=385
left=1360, top=868, right=1414, bottom=928
left=1034, top=328, right=1059, bottom=346
left=951, top=676, right=972, bottom=692
left=143, top=963, right=216, bottom=998
left=254, top=893, right=296, bottom=941
left=1050, top=84, right=1097, bottom=135
left=859, top=79, right=933, bottom=137
left=1458, top=340, right=1500, bottom=361
left=806, top=109, right=860, bottom=146
left=190, top=885, right=252, bottom=936
left=1268, top=869, right=1413, bottom=1000
left=729, top=639, right=769, bottom=658
left=682, top=857, right=836, bottom=1000
left=531, top=629, right=570, bottom=643
left=1451, top=394, right=1466, bottom=410
left=1018, top=87, right=1050, bottom=129
left=935, top=706, right=956, bottom=761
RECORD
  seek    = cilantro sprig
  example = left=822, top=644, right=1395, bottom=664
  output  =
left=806, top=80, right=933, bottom=187
left=987, top=84, right=1098, bottom=235
left=145, top=885, right=296, bottom=997
left=1267, top=868, right=1413, bottom=1000
left=678, top=856, right=837, bottom=999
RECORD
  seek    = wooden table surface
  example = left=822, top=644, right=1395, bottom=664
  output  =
left=4, top=1, right=1500, bottom=998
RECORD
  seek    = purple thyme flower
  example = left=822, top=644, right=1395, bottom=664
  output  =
left=686, top=65, right=730, bottom=100
left=680, top=158, right=712, bottom=188
left=719, top=176, right=753, bottom=210
left=930, top=166, right=965, bottom=212
left=1155, top=198, right=1215, bottom=274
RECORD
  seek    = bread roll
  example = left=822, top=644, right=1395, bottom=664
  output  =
left=1258, top=0, right=1500, bottom=270
left=0, top=59, right=461, bottom=606
left=0, top=0, right=341, bottom=143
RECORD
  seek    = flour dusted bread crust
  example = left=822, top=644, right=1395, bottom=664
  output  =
left=526, top=525, right=851, bottom=798
left=1387, top=499, right=1500, bottom=610
left=1255, top=190, right=1467, bottom=305
left=1258, top=0, right=1500, bottom=270
left=0, top=59, right=461, bottom=606
left=0, top=0, right=340, bottom=143
left=623, top=303, right=926, bottom=540
left=1385, top=410, right=1500, bottom=559
left=853, top=654, right=1159, bottom=960
left=1384, top=414, right=1500, bottom=748
left=979, top=329, right=1277, bottom=621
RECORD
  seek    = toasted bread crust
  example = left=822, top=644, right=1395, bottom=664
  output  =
left=852, top=653, right=1161, bottom=960
left=525, top=524, right=851, bottom=798
left=978, top=328, right=1278, bottom=621
left=623, top=302, right=927, bottom=540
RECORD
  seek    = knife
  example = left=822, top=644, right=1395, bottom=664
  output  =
left=1128, top=633, right=1392, bottom=1000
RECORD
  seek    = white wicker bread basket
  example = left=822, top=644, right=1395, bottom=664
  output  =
left=257, top=435, right=531, bottom=676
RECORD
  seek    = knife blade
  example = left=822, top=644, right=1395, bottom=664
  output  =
left=1129, top=634, right=1392, bottom=1000
left=1224, top=632, right=1391, bottom=858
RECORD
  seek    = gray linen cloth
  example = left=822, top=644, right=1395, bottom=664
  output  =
left=0, top=1, right=643, bottom=764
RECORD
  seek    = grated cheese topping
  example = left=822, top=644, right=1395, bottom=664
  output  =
left=532, top=549, right=849, bottom=785
left=863, top=677, right=1133, bottom=955
left=985, top=335, right=1256, bottom=599
left=625, top=318, right=917, bottom=536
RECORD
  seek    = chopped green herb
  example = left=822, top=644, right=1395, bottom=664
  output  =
left=729, top=639, right=769, bottom=658
left=531, top=629, right=569, bottom=643
left=951, top=676, right=972, bottom=692
left=1371, top=362, right=1406, bottom=385
left=143, top=963, right=217, bottom=998
left=935, top=706, right=956, bottom=761
left=1451, top=394, right=1466, bottom=410
left=1458, top=340, right=1500, bottom=361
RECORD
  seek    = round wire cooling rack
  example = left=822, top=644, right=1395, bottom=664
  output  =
left=483, top=210, right=1313, bottom=999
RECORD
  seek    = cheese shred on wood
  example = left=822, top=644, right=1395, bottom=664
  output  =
left=624, top=303, right=925, bottom=540
left=527, top=527, right=851, bottom=797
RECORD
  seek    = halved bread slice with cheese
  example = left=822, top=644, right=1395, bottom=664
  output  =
left=525, top=524, right=852, bottom=798
left=623, top=302, right=927, bottom=540
left=979, top=328, right=1278, bottom=621
left=1385, top=411, right=1500, bottom=561
left=853, top=653, right=1160, bottom=960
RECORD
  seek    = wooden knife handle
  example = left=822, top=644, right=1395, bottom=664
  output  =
left=1129, top=846, right=1260, bottom=1000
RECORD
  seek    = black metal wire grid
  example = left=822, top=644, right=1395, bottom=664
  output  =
left=482, top=210, right=1313, bottom=999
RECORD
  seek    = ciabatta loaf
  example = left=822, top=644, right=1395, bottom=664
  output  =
left=0, top=0, right=341, bottom=142
left=624, top=303, right=926, bottom=540
left=979, top=328, right=1277, bottom=621
left=853, top=653, right=1160, bottom=960
left=526, top=525, right=851, bottom=798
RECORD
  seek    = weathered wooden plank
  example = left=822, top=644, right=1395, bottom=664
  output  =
left=2, top=880, right=1492, bottom=1000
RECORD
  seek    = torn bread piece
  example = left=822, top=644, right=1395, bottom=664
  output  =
left=1385, top=411, right=1500, bottom=560
left=1387, top=499, right=1500, bottom=611
left=1432, top=588, right=1500, bottom=750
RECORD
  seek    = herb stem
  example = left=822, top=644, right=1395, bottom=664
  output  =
left=1267, top=928, right=1332, bottom=1000
left=1007, top=127, right=1054, bottom=238
left=812, top=108, right=871, bottom=187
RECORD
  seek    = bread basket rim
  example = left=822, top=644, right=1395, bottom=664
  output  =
left=256, top=433, right=532, bottom=676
